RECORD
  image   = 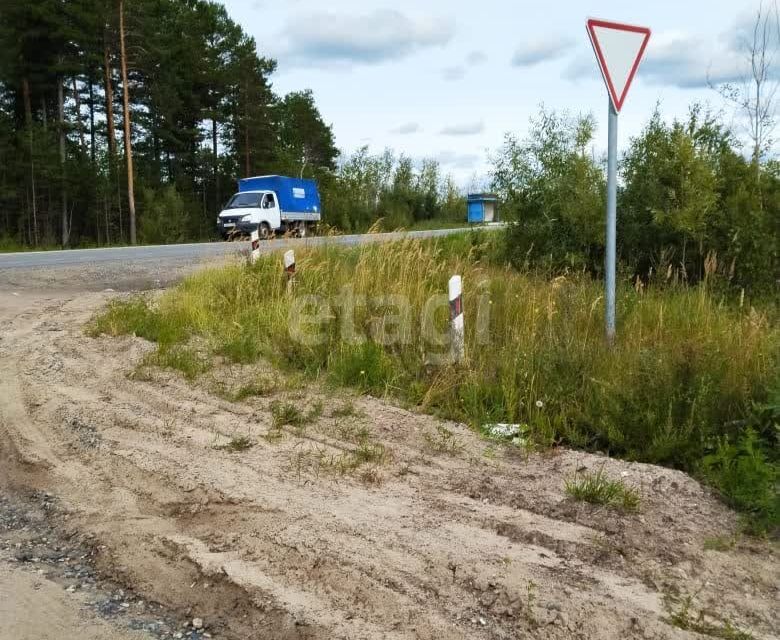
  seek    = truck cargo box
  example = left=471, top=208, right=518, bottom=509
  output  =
left=238, top=175, right=321, bottom=220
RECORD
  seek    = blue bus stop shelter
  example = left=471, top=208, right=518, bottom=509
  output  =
left=467, top=193, right=498, bottom=223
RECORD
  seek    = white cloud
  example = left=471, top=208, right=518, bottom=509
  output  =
left=640, top=31, right=746, bottom=88
left=512, top=38, right=575, bottom=67
left=391, top=122, right=421, bottom=135
left=440, top=121, right=485, bottom=136
left=276, top=9, right=455, bottom=67
left=435, top=150, right=480, bottom=169
left=563, top=8, right=780, bottom=89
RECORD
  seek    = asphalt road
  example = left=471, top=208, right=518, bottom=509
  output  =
left=0, top=227, right=496, bottom=270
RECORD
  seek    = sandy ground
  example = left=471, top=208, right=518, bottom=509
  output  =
left=0, top=278, right=777, bottom=639
left=0, top=559, right=152, bottom=640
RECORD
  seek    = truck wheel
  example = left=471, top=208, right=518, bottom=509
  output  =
left=259, top=222, right=271, bottom=239
left=296, top=222, right=307, bottom=238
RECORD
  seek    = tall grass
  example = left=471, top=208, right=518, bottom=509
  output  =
left=89, top=233, right=779, bottom=530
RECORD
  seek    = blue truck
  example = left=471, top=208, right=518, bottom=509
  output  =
left=217, top=175, right=322, bottom=239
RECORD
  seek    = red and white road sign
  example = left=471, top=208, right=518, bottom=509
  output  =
left=587, top=19, right=651, bottom=112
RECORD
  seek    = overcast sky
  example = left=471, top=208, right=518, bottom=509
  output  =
left=220, top=0, right=775, bottom=185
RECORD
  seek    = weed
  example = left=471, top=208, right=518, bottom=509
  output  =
left=353, top=441, right=388, bottom=466
left=424, top=425, right=464, bottom=455
left=699, top=428, right=778, bottom=534
left=703, top=534, right=739, bottom=552
left=270, top=400, right=323, bottom=434
left=159, top=417, right=175, bottom=439
left=360, top=466, right=384, bottom=485
left=214, top=435, right=254, bottom=453
left=565, top=467, right=641, bottom=512
left=524, top=580, right=538, bottom=627
left=325, top=441, right=389, bottom=475
left=263, top=427, right=284, bottom=443
left=664, top=591, right=754, bottom=639
left=127, top=364, right=155, bottom=382
left=270, top=401, right=304, bottom=428
left=331, top=401, right=363, bottom=419
left=336, top=421, right=372, bottom=444
left=232, top=376, right=278, bottom=401
left=143, top=345, right=209, bottom=380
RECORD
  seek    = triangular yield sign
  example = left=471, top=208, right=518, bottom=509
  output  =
left=587, top=19, right=651, bottom=112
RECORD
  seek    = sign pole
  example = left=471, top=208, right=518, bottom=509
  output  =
left=586, top=17, right=651, bottom=344
left=605, top=99, right=618, bottom=344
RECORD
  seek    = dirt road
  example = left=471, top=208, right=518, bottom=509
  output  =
left=0, top=275, right=777, bottom=639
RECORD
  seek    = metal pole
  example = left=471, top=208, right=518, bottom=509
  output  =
left=605, top=99, right=618, bottom=344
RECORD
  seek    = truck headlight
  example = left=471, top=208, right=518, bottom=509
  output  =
left=241, top=214, right=252, bottom=222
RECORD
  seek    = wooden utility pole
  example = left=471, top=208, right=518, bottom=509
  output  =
left=119, top=0, right=136, bottom=244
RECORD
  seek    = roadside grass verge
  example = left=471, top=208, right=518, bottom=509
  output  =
left=88, top=233, right=780, bottom=532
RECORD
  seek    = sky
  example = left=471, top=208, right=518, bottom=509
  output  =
left=219, top=0, right=775, bottom=186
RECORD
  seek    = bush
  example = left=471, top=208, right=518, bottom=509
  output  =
left=139, top=186, right=197, bottom=245
left=701, top=428, right=778, bottom=534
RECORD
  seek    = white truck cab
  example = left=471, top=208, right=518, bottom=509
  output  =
left=218, top=191, right=281, bottom=239
left=217, top=175, right=322, bottom=240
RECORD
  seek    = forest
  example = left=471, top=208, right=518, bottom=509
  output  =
left=0, top=0, right=323, bottom=247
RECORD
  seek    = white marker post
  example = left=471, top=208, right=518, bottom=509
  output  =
left=250, top=229, right=261, bottom=264
left=448, top=275, right=464, bottom=364
left=284, top=250, right=296, bottom=292
left=587, top=18, right=650, bottom=343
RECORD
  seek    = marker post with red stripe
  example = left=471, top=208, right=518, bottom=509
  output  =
left=284, top=250, right=296, bottom=292
left=250, top=229, right=261, bottom=264
left=448, top=275, right=464, bottom=364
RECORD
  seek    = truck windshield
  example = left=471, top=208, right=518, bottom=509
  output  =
left=225, top=193, right=261, bottom=209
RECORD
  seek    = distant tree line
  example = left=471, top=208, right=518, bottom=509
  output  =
left=323, top=147, right=465, bottom=233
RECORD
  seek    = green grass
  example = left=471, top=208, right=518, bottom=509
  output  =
left=142, top=345, right=209, bottom=380
left=565, top=468, right=641, bottom=512
left=270, top=400, right=323, bottom=431
left=230, top=376, right=278, bottom=401
left=423, top=425, right=464, bottom=455
left=331, top=401, right=363, bottom=419
left=89, top=232, right=780, bottom=531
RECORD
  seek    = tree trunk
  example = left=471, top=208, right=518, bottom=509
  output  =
left=58, top=75, right=69, bottom=246
left=243, top=81, right=250, bottom=177
left=212, top=116, right=219, bottom=211
left=119, top=0, right=136, bottom=245
left=22, top=77, right=38, bottom=246
left=72, top=77, right=86, bottom=152
left=103, top=40, right=117, bottom=159
left=88, top=75, right=96, bottom=162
